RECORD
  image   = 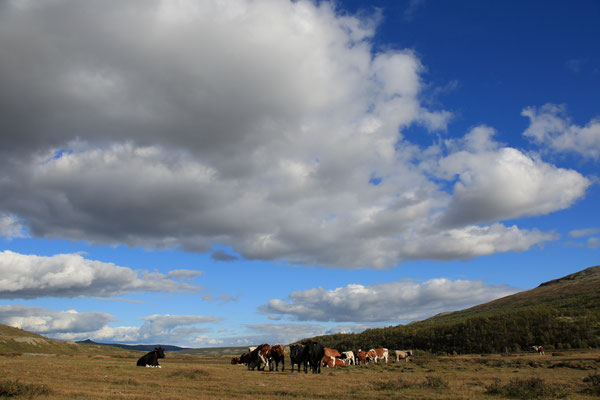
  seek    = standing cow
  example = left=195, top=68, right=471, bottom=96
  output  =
left=289, top=344, right=308, bottom=374
left=356, top=349, right=368, bottom=365
left=306, top=342, right=325, bottom=374
left=394, top=350, right=412, bottom=363
left=268, top=344, right=285, bottom=372
left=340, top=351, right=355, bottom=365
left=248, top=344, right=270, bottom=371
left=136, top=347, right=165, bottom=368
left=367, top=348, right=389, bottom=364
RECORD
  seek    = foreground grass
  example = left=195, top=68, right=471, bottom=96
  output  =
left=1, top=350, right=599, bottom=399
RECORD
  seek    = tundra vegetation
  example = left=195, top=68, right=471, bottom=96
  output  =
left=1, top=349, right=599, bottom=399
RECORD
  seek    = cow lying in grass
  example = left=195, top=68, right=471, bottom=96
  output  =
left=136, top=347, right=165, bottom=368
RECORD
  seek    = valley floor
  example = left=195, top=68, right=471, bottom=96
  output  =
left=1, top=350, right=599, bottom=399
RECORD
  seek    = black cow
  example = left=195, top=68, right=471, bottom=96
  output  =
left=136, top=347, right=165, bottom=367
left=289, top=344, right=308, bottom=374
left=306, top=341, right=325, bottom=374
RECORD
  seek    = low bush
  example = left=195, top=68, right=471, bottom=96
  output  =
left=372, top=378, right=412, bottom=391
left=421, top=376, right=448, bottom=389
left=0, top=380, right=52, bottom=397
left=583, top=374, right=600, bottom=396
left=485, top=377, right=564, bottom=399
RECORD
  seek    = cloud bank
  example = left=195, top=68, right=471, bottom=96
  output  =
left=0, top=305, right=222, bottom=346
left=0, top=250, right=200, bottom=298
left=0, top=1, right=590, bottom=269
left=261, top=278, right=518, bottom=323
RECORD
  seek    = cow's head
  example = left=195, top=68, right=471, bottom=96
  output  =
left=155, top=347, right=165, bottom=359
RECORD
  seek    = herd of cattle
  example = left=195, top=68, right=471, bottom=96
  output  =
left=230, top=343, right=413, bottom=374
left=135, top=344, right=547, bottom=370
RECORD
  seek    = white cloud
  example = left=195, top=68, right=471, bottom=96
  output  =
left=437, top=126, right=590, bottom=227
left=568, top=228, right=600, bottom=238
left=0, top=305, right=114, bottom=334
left=260, top=277, right=518, bottom=323
left=587, top=237, right=600, bottom=249
left=0, top=250, right=200, bottom=298
left=522, top=104, right=600, bottom=159
left=0, top=1, right=589, bottom=269
left=0, top=305, right=222, bottom=346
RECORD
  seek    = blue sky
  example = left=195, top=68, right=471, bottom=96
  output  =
left=0, top=0, right=598, bottom=347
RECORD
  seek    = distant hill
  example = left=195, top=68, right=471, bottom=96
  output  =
left=301, top=265, right=600, bottom=354
left=75, top=339, right=185, bottom=352
left=0, top=324, right=130, bottom=355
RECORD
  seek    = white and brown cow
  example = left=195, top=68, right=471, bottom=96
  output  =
left=247, top=344, right=270, bottom=371
left=532, top=345, right=545, bottom=355
left=394, top=350, right=413, bottom=363
left=367, top=348, right=389, bottom=364
left=341, top=351, right=355, bottom=365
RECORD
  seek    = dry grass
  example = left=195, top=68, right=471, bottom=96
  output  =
left=0, top=349, right=598, bottom=399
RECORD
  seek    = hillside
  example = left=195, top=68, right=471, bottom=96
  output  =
left=76, top=339, right=185, bottom=352
left=302, top=265, right=600, bottom=354
left=0, top=324, right=131, bottom=356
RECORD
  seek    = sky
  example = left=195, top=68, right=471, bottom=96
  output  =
left=0, top=0, right=598, bottom=348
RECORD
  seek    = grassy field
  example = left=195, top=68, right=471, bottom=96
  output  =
left=1, top=350, right=599, bottom=399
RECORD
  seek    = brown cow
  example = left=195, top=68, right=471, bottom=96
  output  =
left=324, top=348, right=341, bottom=358
left=267, top=344, right=285, bottom=372
left=356, top=349, right=368, bottom=365
left=248, top=344, right=270, bottom=371
left=394, top=350, right=412, bottom=363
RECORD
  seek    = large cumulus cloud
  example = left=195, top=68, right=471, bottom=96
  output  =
left=0, top=0, right=590, bottom=268
left=0, top=250, right=200, bottom=298
left=260, top=278, right=518, bottom=323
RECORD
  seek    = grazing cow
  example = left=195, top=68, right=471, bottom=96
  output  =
left=324, top=348, right=341, bottom=359
left=231, top=356, right=240, bottom=365
left=340, top=351, right=355, bottom=365
left=268, top=344, right=285, bottom=372
left=356, top=349, right=368, bottom=365
left=306, top=342, right=325, bottom=374
left=238, top=352, right=250, bottom=365
left=136, top=347, right=165, bottom=368
left=367, top=348, right=389, bottom=364
left=289, top=344, right=308, bottom=374
left=248, top=344, right=270, bottom=371
left=532, top=345, right=545, bottom=355
left=394, top=350, right=412, bottom=363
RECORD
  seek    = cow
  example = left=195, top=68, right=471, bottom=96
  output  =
left=289, top=344, right=308, bottom=374
left=248, top=344, right=270, bottom=371
left=321, top=355, right=346, bottom=367
left=136, top=347, right=165, bottom=368
left=324, top=348, right=341, bottom=359
left=532, top=345, right=545, bottom=355
left=321, top=355, right=333, bottom=367
left=306, top=342, right=325, bottom=374
left=340, top=351, right=355, bottom=365
left=268, top=344, right=285, bottom=372
left=367, top=348, right=389, bottom=364
left=356, top=349, right=368, bottom=365
left=394, top=350, right=412, bottom=363
left=231, top=356, right=240, bottom=365
left=238, top=352, right=250, bottom=365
